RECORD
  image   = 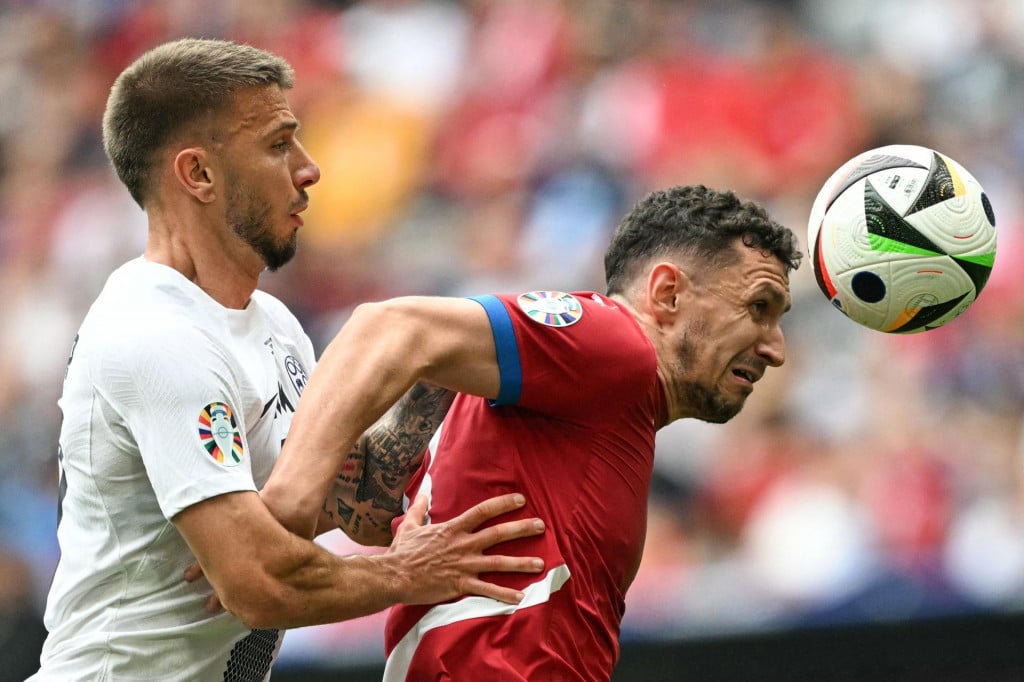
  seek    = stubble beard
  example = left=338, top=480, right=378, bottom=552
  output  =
left=226, top=182, right=298, bottom=272
left=674, top=323, right=744, bottom=424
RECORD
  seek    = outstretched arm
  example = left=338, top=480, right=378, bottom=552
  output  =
left=176, top=489, right=544, bottom=629
left=179, top=297, right=543, bottom=626
left=317, top=382, right=455, bottom=545
left=262, top=295, right=499, bottom=539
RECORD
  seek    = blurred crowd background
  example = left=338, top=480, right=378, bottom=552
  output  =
left=2, top=0, right=1024, bottom=677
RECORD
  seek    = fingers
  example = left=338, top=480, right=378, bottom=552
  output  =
left=459, top=578, right=527, bottom=606
left=447, top=493, right=527, bottom=531
left=183, top=562, right=225, bottom=614
left=393, top=494, right=428, bottom=540
left=204, top=593, right=226, bottom=615
left=472, top=517, right=546, bottom=548
left=183, top=562, right=204, bottom=583
left=406, top=493, right=428, bottom=525
left=466, top=554, right=545, bottom=576
left=386, top=492, right=548, bottom=607
left=439, top=494, right=545, bottom=555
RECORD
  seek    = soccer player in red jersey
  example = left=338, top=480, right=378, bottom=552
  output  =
left=264, top=184, right=802, bottom=680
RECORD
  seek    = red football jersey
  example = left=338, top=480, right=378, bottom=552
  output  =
left=384, top=291, right=665, bottom=681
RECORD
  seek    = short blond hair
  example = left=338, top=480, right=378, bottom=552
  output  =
left=102, top=38, right=294, bottom=207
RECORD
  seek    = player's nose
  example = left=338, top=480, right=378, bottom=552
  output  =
left=757, top=325, right=785, bottom=368
left=294, top=142, right=320, bottom=189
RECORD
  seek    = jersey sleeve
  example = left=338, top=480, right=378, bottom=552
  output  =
left=93, top=324, right=258, bottom=520
left=469, top=291, right=658, bottom=420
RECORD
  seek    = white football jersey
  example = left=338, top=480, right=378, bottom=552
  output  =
left=31, top=257, right=315, bottom=681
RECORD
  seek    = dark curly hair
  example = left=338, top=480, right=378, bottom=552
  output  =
left=604, top=185, right=803, bottom=295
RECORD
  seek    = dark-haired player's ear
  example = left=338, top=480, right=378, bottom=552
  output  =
left=647, top=262, right=687, bottom=324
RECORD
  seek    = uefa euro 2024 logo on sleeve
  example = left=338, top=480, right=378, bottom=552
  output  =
left=198, top=402, right=245, bottom=467
left=516, top=291, right=583, bottom=328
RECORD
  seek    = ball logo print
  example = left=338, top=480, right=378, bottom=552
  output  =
left=807, top=144, right=997, bottom=333
left=198, top=401, right=245, bottom=466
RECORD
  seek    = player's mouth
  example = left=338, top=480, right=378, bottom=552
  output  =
left=290, top=202, right=308, bottom=227
left=730, top=366, right=761, bottom=389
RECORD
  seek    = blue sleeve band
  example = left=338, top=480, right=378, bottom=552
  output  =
left=469, top=295, right=522, bottom=405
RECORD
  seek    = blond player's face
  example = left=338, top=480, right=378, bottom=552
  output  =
left=669, top=244, right=791, bottom=423
left=217, top=85, right=320, bottom=270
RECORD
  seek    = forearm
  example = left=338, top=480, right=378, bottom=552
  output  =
left=230, top=539, right=403, bottom=629
left=183, top=491, right=547, bottom=629
left=178, top=491, right=406, bottom=630
left=322, top=383, right=455, bottom=546
left=263, top=302, right=426, bottom=536
left=263, top=297, right=498, bottom=537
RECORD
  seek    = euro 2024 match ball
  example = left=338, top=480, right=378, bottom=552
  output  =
left=807, top=144, right=997, bottom=333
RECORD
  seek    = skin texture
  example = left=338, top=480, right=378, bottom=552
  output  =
left=147, top=85, right=316, bottom=307
left=630, top=240, right=791, bottom=425
left=261, top=238, right=792, bottom=543
left=262, top=296, right=501, bottom=537
left=319, top=383, right=456, bottom=545
left=152, top=83, right=544, bottom=628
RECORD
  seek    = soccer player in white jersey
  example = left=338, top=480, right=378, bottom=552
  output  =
left=30, top=38, right=544, bottom=682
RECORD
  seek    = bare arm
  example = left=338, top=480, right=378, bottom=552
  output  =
left=316, top=382, right=455, bottom=545
left=263, top=296, right=499, bottom=538
left=176, top=297, right=542, bottom=625
left=175, top=489, right=543, bottom=629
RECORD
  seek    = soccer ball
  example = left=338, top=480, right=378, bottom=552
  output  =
left=807, top=144, right=997, bottom=333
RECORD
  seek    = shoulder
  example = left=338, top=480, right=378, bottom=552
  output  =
left=493, top=290, right=648, bottom=351
left=484, top=290, right=657, bottom=412
left=91, top=258, right=211, bottom=326
left=249, top=289, right=314, bottom=362
left=250, top=289, right=304, bottom=333
left=490, top=289, right=655, bottom=374
left=250, top=289, right=292, bottom=318
left=79, top=264, right=225, bottom=375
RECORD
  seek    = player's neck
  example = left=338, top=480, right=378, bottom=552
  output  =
left=145, top=209, right=261, bottom=310
left=610, top=292, right=686, bottom=426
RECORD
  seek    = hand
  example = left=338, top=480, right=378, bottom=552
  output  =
left=385, top=492, right=546, bottom=606
left=183, top=562, right=228, bottom=615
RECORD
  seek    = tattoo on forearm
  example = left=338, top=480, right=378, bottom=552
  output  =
left=364, top=383, right=454, bottom=509
left=327, top=383, right=454, bottom=538
left=322, top=441, right=363, bottom=532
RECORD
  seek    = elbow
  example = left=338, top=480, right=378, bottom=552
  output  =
left=347, top=299, right=406, bottom=334
left=231, top=606, right=278, bottom=631
left=345, top=299, right=427, bottom=360
left=218, top=578, right=294, bottom=630
left=228, top=599, right=290, bottom=631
